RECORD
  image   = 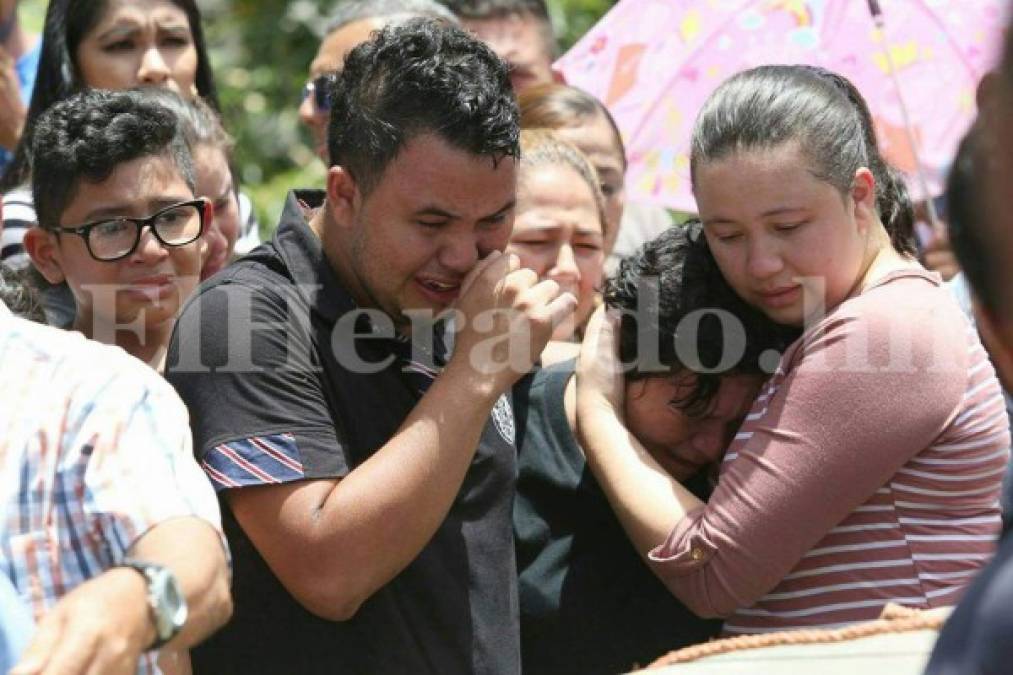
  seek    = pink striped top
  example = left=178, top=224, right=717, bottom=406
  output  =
left=648, top=269, right=1011, bottom=634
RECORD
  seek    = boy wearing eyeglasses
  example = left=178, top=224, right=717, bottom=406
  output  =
left=23, top=89, right=209, bottom=371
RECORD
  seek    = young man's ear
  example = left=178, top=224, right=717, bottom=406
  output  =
left=24, top=227, right=66, bottom=284
left=325, top=165, right=360, bottom=229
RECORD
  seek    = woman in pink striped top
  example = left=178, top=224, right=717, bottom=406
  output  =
left=576, top=65, right=1011, bottom=634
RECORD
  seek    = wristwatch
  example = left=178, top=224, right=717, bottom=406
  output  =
left=116, top=559, right=188, bottom=650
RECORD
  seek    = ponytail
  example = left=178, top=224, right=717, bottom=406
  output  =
left=874, top=163, right=916, bottom=255
left=810, top=66, right=916, bottom=255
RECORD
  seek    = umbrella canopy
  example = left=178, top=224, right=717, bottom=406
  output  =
left=556, top=0, right=1005, bottom=213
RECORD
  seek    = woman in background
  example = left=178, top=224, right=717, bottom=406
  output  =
left=519, top=82, right=672, bottom=272
left=508, top=129, right=605, bottom=359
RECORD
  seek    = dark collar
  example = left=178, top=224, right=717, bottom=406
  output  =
left=271, top=189, right=357, bottom=326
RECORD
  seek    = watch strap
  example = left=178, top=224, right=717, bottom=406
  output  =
left=115, top=558, right=184, bottom=650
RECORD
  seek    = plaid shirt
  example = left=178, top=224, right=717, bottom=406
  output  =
left=0, top=307, right=224, bottom=674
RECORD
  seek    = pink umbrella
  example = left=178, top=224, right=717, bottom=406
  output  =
left=556, top=0, right=1006, bottom=214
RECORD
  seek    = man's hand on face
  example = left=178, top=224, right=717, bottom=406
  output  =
left=447, top=250, right=576, bottom=395
left=0, top=44, right=26, bottom=152
left=10, top=569, right=155, bottom=675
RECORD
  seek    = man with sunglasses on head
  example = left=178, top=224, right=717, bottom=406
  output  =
left=24, top=89, right=209, bottom=371
left=298, top=0, right=458, bottom=163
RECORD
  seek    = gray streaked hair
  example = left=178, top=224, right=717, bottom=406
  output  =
left=325, top=0, right=458, bottom=35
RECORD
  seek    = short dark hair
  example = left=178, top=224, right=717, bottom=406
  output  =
left=946, top=122, right=1004, bottom=315
left=30, top=90, right=195, bottom=230
left=442, top=0, right=549, bottom=21
left=327, top=18, right=519, bottom=193
left=443, top=0, right=556, bottom=57
left=324, top=0, right=458, bottom=35
left=0, top=0, right=219, bottom=192
left=605, top=223, right=798, bottom=416
left=691, top=65, right=916, bottom=256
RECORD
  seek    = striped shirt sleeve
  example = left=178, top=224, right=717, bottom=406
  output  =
left=1, top=188, right=35, bottom=270
left=166, top=281, right=351, bottom=494
left=647, top=280, right=976, bottom=618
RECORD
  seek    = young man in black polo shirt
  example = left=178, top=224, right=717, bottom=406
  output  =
left=165, top=19, right=575, bottom=675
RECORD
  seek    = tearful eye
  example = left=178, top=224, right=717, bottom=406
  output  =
left=103, top=40, right=135, bottom=52
left=156, top=209, right=188, bottom=226
left=94, top=220, right=132, bottom=237
left=774, top=221, right=806, bottom=232
left=161, top=35, right=191, bottom=47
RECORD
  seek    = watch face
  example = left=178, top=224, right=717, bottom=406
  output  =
left=148, top=566, right=188, bottom=638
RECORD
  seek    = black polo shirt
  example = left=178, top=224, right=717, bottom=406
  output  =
left=166, top=190, right=520, bottom=675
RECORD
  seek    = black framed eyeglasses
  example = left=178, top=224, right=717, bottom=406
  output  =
left=301, top=72, right=338, bottom=112
left=46, top=199, right=210, bottom=262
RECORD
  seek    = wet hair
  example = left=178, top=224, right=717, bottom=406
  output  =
left=31, top=89, right=195, bottom=231
left=690, top=65, right=916, bottom=256
left=605, top=223, right=799, bottom=416
left=442, top=0, right=556, bottom=57
left=0, top=263, right=46, bottom=323
left=946, top=121, right=1004, bottom=315
left=519, top=129, right=606, bottom=232
left=324, top=0, right=458, bottom=34
left=1, top=0, right=219, bottom=191
left=328, top=18, right=519, bottom=193
left=518, top=82, right=627, bottom=170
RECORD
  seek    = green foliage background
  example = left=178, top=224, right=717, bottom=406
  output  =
left=20, top=0, right=616, bottom=234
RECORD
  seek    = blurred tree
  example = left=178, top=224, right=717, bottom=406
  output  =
left=21, top=0, right=615, bottom=233
left=201, top=0, right=333, bottom=233
left=552, top=0, right=617, bottom=51
left=17, top=0, right=46, bottom=33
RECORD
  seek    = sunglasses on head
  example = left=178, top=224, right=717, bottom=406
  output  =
left=302, top=72, right=339, bottom=112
